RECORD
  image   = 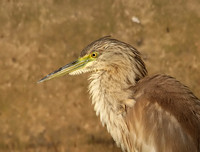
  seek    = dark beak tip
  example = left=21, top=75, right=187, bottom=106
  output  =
left=37, top=76, right=47, bottom=84
left=37, top=80, right=42, bottom=84
left=37, top=59, right=79, bottom=84
left=37, top=79, right=43, bottom=84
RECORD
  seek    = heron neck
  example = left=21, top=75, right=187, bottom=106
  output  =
left=88, top=70, right=134, bottom=151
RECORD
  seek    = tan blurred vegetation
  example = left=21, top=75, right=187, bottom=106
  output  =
left=0, top=0, right=200, bottom=151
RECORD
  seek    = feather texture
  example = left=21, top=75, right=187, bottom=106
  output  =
left=83, top=37, right=200, bottom=152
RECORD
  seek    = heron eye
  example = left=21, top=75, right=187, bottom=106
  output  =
left=91, top=52, right=98, bottom=58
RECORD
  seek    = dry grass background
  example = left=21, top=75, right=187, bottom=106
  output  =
left=0, top=0, right=200, bottom=151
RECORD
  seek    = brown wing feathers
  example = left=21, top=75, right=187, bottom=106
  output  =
left=127, top=74, right=200, bottom=151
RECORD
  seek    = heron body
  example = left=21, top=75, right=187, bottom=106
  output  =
left=39, top=37, right=200, bottom=152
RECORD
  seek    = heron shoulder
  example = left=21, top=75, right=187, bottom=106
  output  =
left=126, top=74, right=200, bottom=151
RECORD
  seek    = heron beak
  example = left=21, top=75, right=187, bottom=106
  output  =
left=38, top=56, right=92, bottom=83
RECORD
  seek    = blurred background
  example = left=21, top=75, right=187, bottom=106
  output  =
left=0, top=0, right=200, bottom=151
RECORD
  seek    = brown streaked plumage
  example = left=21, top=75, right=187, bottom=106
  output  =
left=38, top=36, right=200, bottom=152
left=127, top=74, right=200, bottom=152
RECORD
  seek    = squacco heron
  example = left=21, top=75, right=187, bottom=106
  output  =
left=38, top=36, right=200, bottom=152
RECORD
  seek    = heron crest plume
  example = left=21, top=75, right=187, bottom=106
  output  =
left=38, top=36, right=200, bottom=152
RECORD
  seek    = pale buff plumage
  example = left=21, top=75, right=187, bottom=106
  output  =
left=39, top=36, right=200, bottom=152
left=81, top=37, right=200, bottom=152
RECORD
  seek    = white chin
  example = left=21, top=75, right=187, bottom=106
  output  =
left=69, top=69, right=92, bottom=75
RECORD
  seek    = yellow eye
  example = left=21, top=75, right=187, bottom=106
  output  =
left=91, top=52, right=98, bottom=58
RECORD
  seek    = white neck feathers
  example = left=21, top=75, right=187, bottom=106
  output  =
left=88, top=71, right=134, bottom=151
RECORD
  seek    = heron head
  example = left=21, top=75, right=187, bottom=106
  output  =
left=38, top=36, right=147, bottom=83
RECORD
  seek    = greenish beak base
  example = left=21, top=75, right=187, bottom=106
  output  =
left=37, top=53, right=97, bottom=83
